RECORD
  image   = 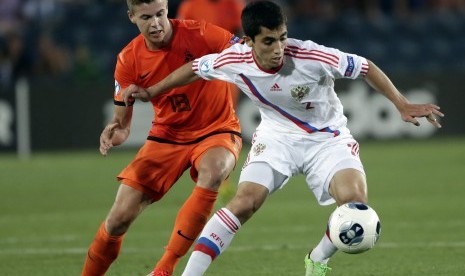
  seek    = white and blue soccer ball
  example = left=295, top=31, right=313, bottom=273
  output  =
left=328, top=202, right=381, bottom=254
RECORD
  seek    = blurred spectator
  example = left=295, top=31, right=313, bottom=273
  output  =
left=0, top=31, right=33, bottom=92
left=22, top=0, right=65, bottom=28
left=0, top=38, right=13, bottom=91
left=35, top=32, right=71, bottom=76
left=0, top=0, right=23, bottom=34
left=73, top=42, right=100, bottom=81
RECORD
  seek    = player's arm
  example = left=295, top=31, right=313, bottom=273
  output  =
left=122, top=61, right=200, bottom=105
left=364, top=59, right=444, bottom=128
left=99, top=105, right=133, bottom=156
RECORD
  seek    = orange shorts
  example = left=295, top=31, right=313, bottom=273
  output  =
left=117, top=132, right=242, bottom=202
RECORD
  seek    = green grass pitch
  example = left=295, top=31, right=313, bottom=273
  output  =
left=1, top=137, right=464, bottom=275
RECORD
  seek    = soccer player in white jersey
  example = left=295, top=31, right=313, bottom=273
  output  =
left=122, top=1, right=444, bottom=275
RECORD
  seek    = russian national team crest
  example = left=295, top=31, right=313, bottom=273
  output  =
left=252, top=143, right=266, bottom=156
left=290, top=85, right=310, bottom=102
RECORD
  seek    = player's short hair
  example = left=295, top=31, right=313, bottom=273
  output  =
left=241, top=1, right=287, bottom=41
left=127, top=0, right=167, bottom=13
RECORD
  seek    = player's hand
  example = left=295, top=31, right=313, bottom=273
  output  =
left=99, top=122, right=118, bottom=156
left=99, top=122, right=129, bottom=156
left=122, top=84, right=151, bottom=106
left=399, top=103, right=444, bottom=128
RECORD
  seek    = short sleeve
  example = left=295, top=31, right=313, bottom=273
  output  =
left=300, top=40, right=369, bottom=80
left=113, top=52, right=136, bottom=103
left=192, top=53, right=235, bottom=83
left=202, top=22, right=241, bottom=52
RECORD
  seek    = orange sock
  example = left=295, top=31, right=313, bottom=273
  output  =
left=155, top=186, right=218, bottom=274
left=82, top=222, right=125, bottom=276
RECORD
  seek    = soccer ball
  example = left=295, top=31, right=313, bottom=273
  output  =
left=328, top=202, right=381, bottom=254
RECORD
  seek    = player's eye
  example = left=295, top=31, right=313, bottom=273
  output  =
left=264, top=40, right=274, bottom=46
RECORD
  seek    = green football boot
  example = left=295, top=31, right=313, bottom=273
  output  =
left=304, top=254, right=332, bottom=276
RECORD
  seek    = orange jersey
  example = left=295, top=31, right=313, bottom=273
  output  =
left=114, top=19, right=241, bottom=143
left=177, top=0, right=244, bottom=34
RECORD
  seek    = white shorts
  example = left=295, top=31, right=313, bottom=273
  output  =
left=239, top=128, right=365, bottom=205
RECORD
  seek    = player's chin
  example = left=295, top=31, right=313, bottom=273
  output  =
left=270, top=57, right=282, bottom=66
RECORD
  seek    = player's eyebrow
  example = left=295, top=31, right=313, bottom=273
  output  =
left=263, top=31, right=288, bottom=42
left=139, top=8, right=166, bottom=19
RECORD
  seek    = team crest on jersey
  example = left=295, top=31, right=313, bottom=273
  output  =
left=252, top=143, right=266, bottom=156
left=290, top=85, right=310, bottom=102
left=200, top=59, right=213, bottom=74
left=114, top=80, right=121, bottom=96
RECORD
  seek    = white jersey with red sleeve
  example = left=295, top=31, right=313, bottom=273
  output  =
left=193, top=38, right=369, bottom=137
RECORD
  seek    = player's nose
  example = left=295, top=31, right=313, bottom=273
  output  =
left=150, top=16, right=160, bottom=27
left=274, top=41, right=285, bottom=54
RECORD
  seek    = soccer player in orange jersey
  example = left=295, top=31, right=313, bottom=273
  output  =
left=81, top=1, right=242, bottom=276
left=176, top=0, right=245, bottom=203
left=177, top=0, right=244, bottom=110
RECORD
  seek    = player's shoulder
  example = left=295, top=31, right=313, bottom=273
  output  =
left=174, top=19, right=204, bottom=32
left=286, top=38, right=318, bottom=51
left=223, top=41, right=249, bottom=54
left=117, top=34, right=145, bottom=65
left=175, top=18, right=231, bottom=37
left=210, top=42, right=251, bottom=70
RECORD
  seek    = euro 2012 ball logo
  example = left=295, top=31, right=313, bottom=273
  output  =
left=328, top=202, right=381, bottom=254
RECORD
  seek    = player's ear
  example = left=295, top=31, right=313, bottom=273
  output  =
left=128, top=10, right=136, bottom=24
left=243, top=36, right=253, bottom=47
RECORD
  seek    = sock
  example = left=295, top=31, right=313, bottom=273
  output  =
left=81, top=222, right=124, bottom=276
left=182, top=208, right=241, bottom=276
left=154, top=186, right=218, bottom=274
left=310, top=226, right=338, bottom=265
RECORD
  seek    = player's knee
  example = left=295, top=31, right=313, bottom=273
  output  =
left=338, top=184, right=368, bottom=205
left=197, top=166, right=229, bottom=190
left=105, top=212, right=136, bottom=235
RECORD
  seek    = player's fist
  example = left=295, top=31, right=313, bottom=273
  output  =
left=122, top=84, right=151, bottom=106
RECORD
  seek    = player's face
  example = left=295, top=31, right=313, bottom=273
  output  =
left=128, top=0, right=172, bottom=50
left=246, top=24, right=287, bottom=70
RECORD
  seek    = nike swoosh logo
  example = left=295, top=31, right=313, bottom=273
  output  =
left=139, top=72, right=150, bottom=79
left=177, top=230, right=195, bottom=241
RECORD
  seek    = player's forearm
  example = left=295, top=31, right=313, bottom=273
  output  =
left=113, top=105, right=132, bottom=131
left=147, top=61, right=200, bottom=98
left=365, top=60, right=408, bottom=110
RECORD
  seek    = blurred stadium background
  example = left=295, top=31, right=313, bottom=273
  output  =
left=1, top=0, right=464, bottom=275
left=1, top=0, right=464, bottom=152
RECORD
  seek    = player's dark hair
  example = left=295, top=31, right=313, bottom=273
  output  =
left=241, top=1, right=287, bottom=41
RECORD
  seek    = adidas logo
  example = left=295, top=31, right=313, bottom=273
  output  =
left=270, top=83, right=282, bottom=91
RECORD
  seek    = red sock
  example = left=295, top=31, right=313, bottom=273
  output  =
left=81, top=222, right=124, bottom=276
left=155, top=186, right=218, bottom=274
